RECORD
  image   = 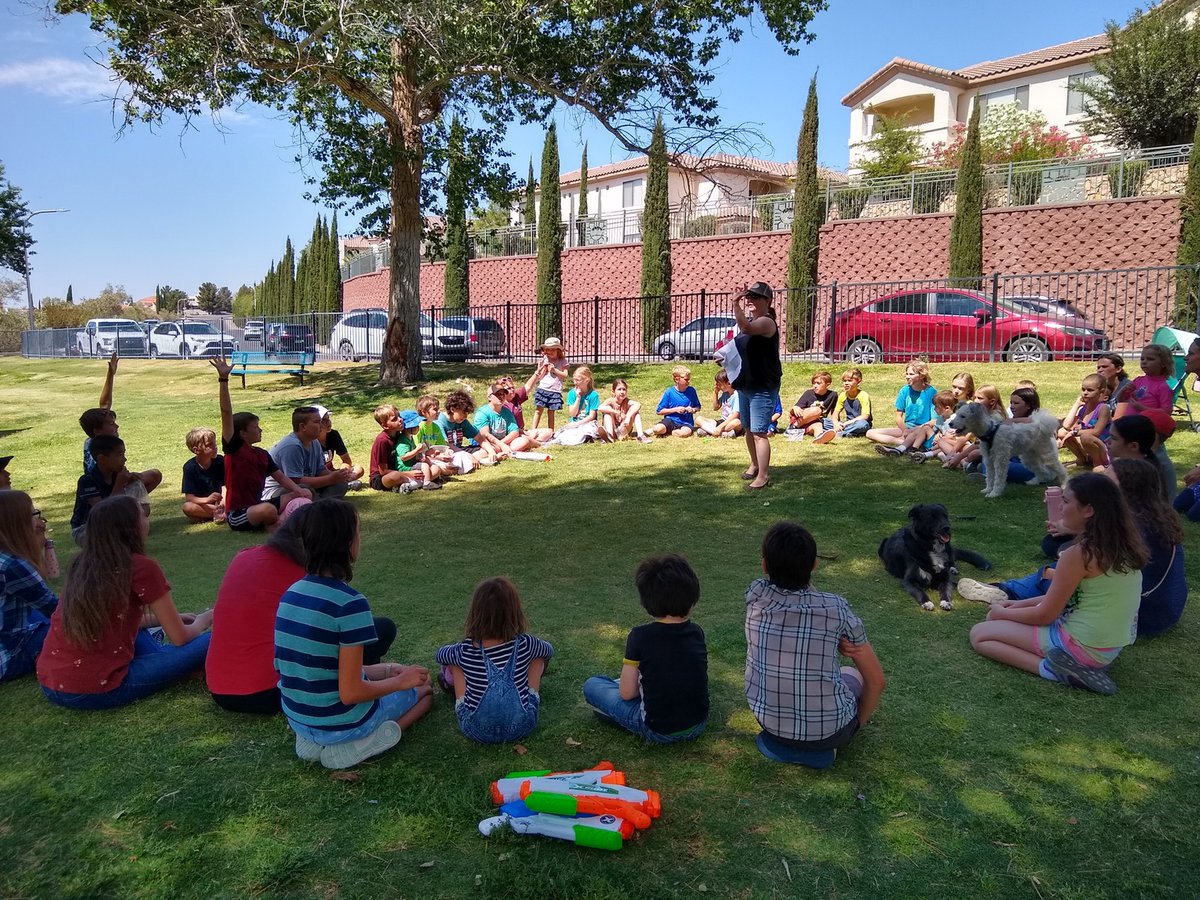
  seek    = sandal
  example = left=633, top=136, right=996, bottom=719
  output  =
left=745, top=478, right=771, bottom=490
left=741, top=470, right=758, bottom=480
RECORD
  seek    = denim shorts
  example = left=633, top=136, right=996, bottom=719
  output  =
left=534, top=388, right=563, bottom=411
left=287, top=688, right=420, bottom=746
left=738, top=390, right=780, bottom=433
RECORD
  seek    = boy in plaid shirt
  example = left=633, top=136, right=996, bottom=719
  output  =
left=744, top=521, right=885, bottom=765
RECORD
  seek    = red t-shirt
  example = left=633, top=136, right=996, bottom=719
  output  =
left=222, top=436, right=279, bottom=509
left=37, top=555, right=170, bottom=694
left=505, top=387, right=529, bottom=431
left=369, top=430, right=398, bottom=477
left=206, top=545, right=305, bottom=696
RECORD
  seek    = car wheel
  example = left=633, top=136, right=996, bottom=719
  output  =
left=338, top=341, right=356, bottom=361
left=181, top=344, right=191, bottom=359
left=657, top=341, right=677, bottom=361
left=1005, top=336, right=1050, bottom=363
left=844, top=338, right=882, bottom=364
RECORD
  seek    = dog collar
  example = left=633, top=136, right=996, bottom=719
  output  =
left=979, top=421, right=1000, bottom=445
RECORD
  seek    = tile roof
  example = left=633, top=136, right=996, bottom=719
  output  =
left=842, top=34, right=1109, bottom=106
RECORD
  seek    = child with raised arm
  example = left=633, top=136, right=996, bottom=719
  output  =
left=276, top=499, right=433, bottom=769
left=1059, top=374, right=1112, bottom=469
left=830, top=368, right=872, bottom=438
left=695, top=369, right=742, bottom=439
left=498, top=373, right=554, bottom=443
left=437, top=577, right=553, bottom=744
left=969, top=474, right=1147, bottom=695
left=79, top=351, right=163, bottom=494
left=647, top=365, right=701, bottom=438
left=746, top=521, right=886, bottom=767
left=583, top=554, right=708, bottom=743
left=598, top=379, right=654, bottom=443
left=181, top=427, right=225, bottom=523
left=211, top=358, right=310, bottom=531
left=532, top=337, right=569, bottom=432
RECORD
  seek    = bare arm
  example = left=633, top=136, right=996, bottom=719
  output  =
left=987, top=547, right=1084, bottom=626
left=99, top=351, right=118, bottom=409
left=211, top=357, right=234, bottom=442
left=148, top=593, right=213, bottom=645
left=618, top=662, right=640, bottom=701
left=337, top=644, right=429, bottom=704
left=840, top=639, right=886, bottom=726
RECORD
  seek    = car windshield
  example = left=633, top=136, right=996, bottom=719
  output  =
left=183, top=323, right=219, bottom=335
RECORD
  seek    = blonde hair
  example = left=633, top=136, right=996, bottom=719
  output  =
left=1081, top=373, right=1107, bottom=394
left=573, top=366, right=595, bottom=395
left=185, top=427, right=216, bottom=454
left=373, top=404, right=398, bottom=428
left=0, top=491, right=47, bottom=578
left=670, top=365, right=692, bottom=380
left=841, top=368, right=863, bottom=382
left=975, top=384, right=1004, bottom=414
left=905, top=358, right=930, bottom=381
left=951, top=371, right=976, bottom=398
left=1142, top=343, right=1174, bottom=377
left=812, top=370, right=832, bottom=385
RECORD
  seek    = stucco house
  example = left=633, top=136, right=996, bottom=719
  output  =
left=842, top=34, right=1112, bottom=173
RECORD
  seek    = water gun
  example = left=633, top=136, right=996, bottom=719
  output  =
left=511, top=451, right=552, bottom=462
left=522, top=789, right=652, bottom=830
left=479, top=800, right=633, bottom=851
left=516, top=777, right=662, bottom=820
left=490, top=761, right=624, bottom=805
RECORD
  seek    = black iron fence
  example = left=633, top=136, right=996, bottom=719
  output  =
left=11, top=264, right=1200, bottom=366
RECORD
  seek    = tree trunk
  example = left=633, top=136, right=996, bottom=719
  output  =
left=379, top=39, right=425, bottom=386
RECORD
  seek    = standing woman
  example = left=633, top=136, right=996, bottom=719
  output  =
left=0, top=491, right=58, bottom=682
left=730, top=282, right=781, bottom=491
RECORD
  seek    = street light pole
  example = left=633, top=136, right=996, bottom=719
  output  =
left=23, top=208, right=69, bottom=329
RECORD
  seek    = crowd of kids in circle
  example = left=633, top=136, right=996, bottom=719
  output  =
left=0, top=335, right=1196, bottom=769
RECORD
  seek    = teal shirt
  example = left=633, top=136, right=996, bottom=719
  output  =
left=567, top=388, right=601, bottom=423
left=473, top=405, right=517, bottom=438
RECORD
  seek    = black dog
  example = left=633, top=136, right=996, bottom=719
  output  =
left=878, top=503, right=992, bottom=611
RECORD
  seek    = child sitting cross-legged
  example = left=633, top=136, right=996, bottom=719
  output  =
left=695, top=368, right=743, bottom=438
left=436, top=577, right=554, bottom=744
left=829, top=368, right=872, bottom=439
left=647, top=365, right=701, bottom=438
left=597, top=379, right=654, bottom=443
left=583, top=554, right=708, bottom=744
left=746, top=521, right=886, bottom=767
left=395, top=410, right=449, bottom=490
left=181, top=427, right=225, bottom=523
left=547, top=366, right=601, bottom=446
left=788, top=370, right=838, bottom=444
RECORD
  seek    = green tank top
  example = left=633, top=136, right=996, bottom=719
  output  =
left=1060, top=568, right=1141, bottom=650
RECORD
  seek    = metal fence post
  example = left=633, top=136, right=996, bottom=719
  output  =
left=1117, top=152, right=1125, bottom=200
left=828, top=281, right=838, bottom=361
left=909, top=173, right=916, bottom=215
left=699, top=288, right=707, bottom=359
left=505, top=301, right=512, bottom=361
left=593, top=295, right=600, bottom=363
left=1006, top=163, right=1013, bottom=206
left=989, top=272, right=1000, bottom=362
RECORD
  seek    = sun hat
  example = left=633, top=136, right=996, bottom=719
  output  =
left=745, top=282, right=774, bottom=301
left=399, top=410, right=422, bottom=429
left=540, top=336, right=565, bottom=353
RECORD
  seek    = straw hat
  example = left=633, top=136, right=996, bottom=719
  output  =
left=540, top=336, right=565, bottom=354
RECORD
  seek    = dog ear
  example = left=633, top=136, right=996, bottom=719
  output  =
left=908, top=505, right=921, bottom=520
left=930, top=503, right=947, bottom=513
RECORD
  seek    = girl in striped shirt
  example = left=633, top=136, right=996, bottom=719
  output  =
left=436, top=577, right=553, bottom=744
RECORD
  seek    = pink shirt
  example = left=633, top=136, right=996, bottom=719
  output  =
left=1128, top=374, right=1172, bottom=413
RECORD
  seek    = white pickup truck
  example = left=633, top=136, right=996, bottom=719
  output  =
left=76, top=318, right=149, bottom=357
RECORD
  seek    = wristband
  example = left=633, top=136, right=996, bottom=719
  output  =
left=218, top=378, right=229, bottom=383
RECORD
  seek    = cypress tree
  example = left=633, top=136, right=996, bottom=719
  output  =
left=640, top=115, right=672, bottom=352
left=280, top=238, right=296, bottom=314
left=327, top=213, right=341, bottom=315
left=786, top=74, right=820, bottom=353
left=536, top=123, right=563, bottom=341
left=947, top=101, right=984, bottom=288
left=65, top=284, right=74, bottom=305
left=577, top=144, right=589, bottom=246
left=1174, top=118, right=1200, bottom=329
left=296, top=246, right=309, bottom=313
left=524, top=158, right=537, bottom=252
left=444, top=115, right=470, bottom=313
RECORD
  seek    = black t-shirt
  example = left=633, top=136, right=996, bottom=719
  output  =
left=795, top=388, right=838, bottom=415
left=181, top=455, right=225, bottom=496
left=323, top=429, right=349, bottom=459
left=732, top=326, right=781, bottom=392
left=624, top=620, right=709, bottom=734
left=71, top=468, right=115, bottom=529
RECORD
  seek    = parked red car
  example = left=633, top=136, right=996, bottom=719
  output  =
left=824, top=288, right=1110, bottom=363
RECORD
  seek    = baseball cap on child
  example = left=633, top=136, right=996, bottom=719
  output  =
left=311, top=404, right=331, bottom=421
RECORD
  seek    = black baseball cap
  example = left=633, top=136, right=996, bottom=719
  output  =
left=0, top=456, right=11, bottom=470
left=746, top=282, right=774, bottom=301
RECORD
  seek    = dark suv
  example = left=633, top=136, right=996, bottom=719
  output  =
left=265, top=323, right=316, bottom=355
left=438, top=316, right=505, bottom=357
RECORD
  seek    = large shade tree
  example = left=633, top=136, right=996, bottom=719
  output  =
left=57, top=0, right=827, bottom=384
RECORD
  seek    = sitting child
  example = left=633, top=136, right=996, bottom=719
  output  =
left=583, top=554, right=708, bottom=743
left=1058, top=374, right=1112, bottom=469
left=436, top=576, right=553, bottom=744
left=904, top=391, right=958, bottom=463
left=696, top=369, right=743, bottom=438
left=597, top=379, right=653, bottom=443
left=438, top=390, right=504, bottom=467
left=276, top=499, right=432, bottom=769
left=829, top=368, right=872, bottom=439
left=788, top=371, right=838, bottom=444
left=394, top=410, right=449, bottom=490
left=313, top=405, right=365, bottom=488
left=866, top=359, right=937, bottom=452
left=181, top=427, right=225, bottom=523
left=745, top=521, right=885, bottom=767
left=212, top=359, right=310, bottom=530
left=647, top=366, right=701, bottom=438
left=78, top=351, right=163, bottom=495
left=70, top=435, right=131, bottom=545
left=474, top=383, right=540, bottom=453
left=550, top=367, right=601, bottom=446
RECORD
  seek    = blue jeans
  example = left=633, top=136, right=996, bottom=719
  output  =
left=738, top=390, right=779, bottom=434
left=582, top=676, right=705, bottom=744
left=455, top=645, right=540, bottom=744
left=1173, top=483, right=1200, bottom=521
left=41, top=629, right=211, bottom=710
left=839, top=419, right=870, bottom=437
left=287, top=687, right=420, bottom=746
left=1, top=614, right=51, bottom=682
left=980, top=456, right=1038, bottom=484
left=1000, top=567, right=1054, bottom=600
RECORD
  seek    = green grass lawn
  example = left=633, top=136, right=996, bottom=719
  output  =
left=1, top=356, right=1198, bottom=899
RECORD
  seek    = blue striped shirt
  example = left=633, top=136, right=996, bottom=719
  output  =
left=275, top=575, right=379, bottom=731
left=0, top=553, right=58, bottom=680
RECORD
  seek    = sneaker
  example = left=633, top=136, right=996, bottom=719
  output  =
left=346, top=480, right=365, bottom=491
left=1045, top=648, right=1118, bottom=695
left=963, top=460, right=981, bottom=474
left=637, top=435, right=654, bottom=444
left=295, top=734, right=323, bottom=763
left=319, top=720, right=403, bottom=770
left=422, top=481, right=443, bottom=491
left=437, top=664, right=455, bottom=694
left=957, top=578, right=1008, bottom=604
left=908, top=451, right=928, bottom=463
left=394, top=482, right=421, bottom=494
left=786, top=431, right=805, bottom=443
left=874, top=444, right=902, bottom=457
left=478, top=456, right=496, bottom=466
left=813, top=429, right=836, bottom=445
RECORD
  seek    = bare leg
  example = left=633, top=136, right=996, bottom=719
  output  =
left=969, top=621, right=1043, bottom=674
left=748, top=432, right=771, bottom=488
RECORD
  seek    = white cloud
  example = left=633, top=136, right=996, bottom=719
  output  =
left=0, top=56, right=117, bottom=102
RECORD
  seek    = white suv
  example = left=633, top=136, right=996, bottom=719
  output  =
left=329, top=308, right=469, bottom=361
left=76, top=318, right=149, bottom=357
left=149, top=321, right=238, bottom=358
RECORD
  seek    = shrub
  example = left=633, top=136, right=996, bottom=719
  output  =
left=1009, top=167, right=1044, bottom=206
left=682, top=215, right=717, bottom=237
left=1109, top=159, right=1150, bottom=198
left=836, top=187, right=870, bottom=219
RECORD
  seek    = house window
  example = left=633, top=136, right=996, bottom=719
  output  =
left=979, top=85, right=1029, bottom=120
left=1066, top=71, right=1100, bottom=115
left=622, top=178, right=644, bottom=209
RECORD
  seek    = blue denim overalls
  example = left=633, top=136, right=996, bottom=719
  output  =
left=456, top=644, right=540, bottom=744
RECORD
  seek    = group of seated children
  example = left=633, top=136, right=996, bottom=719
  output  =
left=783, top=369, right=873, bottom=444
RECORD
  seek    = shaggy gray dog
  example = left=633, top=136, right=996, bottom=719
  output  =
left=947, top=402, right=1068, bottom=499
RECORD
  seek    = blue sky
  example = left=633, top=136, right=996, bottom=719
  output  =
left=0, top=0, right=1142, bottom=304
